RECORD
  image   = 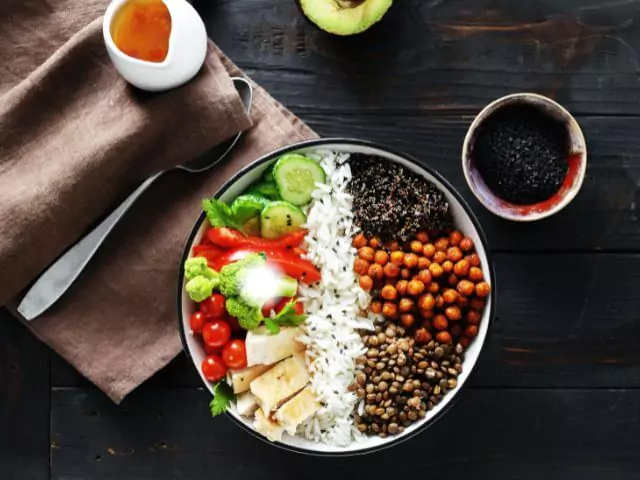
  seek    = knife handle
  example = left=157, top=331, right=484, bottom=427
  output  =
left=18, top=172, right=162, bottom=320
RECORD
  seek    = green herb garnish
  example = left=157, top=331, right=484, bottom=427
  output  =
left=265, top=300, right=307, bottom=334
left=209, top=380, right=234, bottom=417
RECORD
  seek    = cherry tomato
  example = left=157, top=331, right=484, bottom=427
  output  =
left=189, top=311, right=207, bottom=334
left=201, top=355, right=227, bottom=382
left=294, top=301, right=304, bottom=315
left=199, top=293, right=226, bottom=318
left=222, top=340, right=247, bottom=369
left=202, top=320, right=231, bottom=349
left=225, top=314, right=242, bottom=335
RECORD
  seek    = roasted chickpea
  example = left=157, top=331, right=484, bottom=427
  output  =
left=450, top=324, right=463, bottom=339
left=386, top=240, right=400, bottom=251
left=442, top=289, right=459, bottom=304
left=359, top=275, right=373, bottom=291
left=358, top=246, right=375, bottom=262
left=418, top=293, right=436, bottom=310
left=428, top=282, right=440, bottom=294
left=353, top=233, right=367, bottom=248
left=368, top=263, right=383, bottom=280
left=410, top=240, right=423, bottom=254
left=400, top=314, right=415, bottom=328
left=354, top=258, right=370, bottom=276
left=435, top=294, right=445, bottom=309
left=422, top=244, right=436, bottom=259
left=457, top=296, right=470, bottom=309
left=403, top=253, right=419, bottom=269
left=381, top=284, right=398, bottom=301
left=469, top=298, right=486, bottom=310
left=448, top=274, right=459, bottom=287
left=466, top=310, right=481, bottom=325
left=436, top=331, right=453, bottom=345
left=432, top=314, right=448, bottom=330
left=459, top=237, right=474, bottom=252
left=407, top=280, right=425, bottom=296
left=459, top=336, right=471, bottom=348
left=464, top=325, right=479, bottom=338
left=383, top=262, right=400, bottom=278
left=446, top=246, right=463, bottom=262
left=433, top=251, right=447, bottom=264
left=457, top=279, right=475, bottom=296
left=468, top=266, right=484, bottom=282
left=370, top=301, right=382, bottom=314
left=435, top=237, right=449, bottom=251
left=418, top=257, right=431, bottom=269
left=416, top=231, right=429, bottom=243
left=396, top=279, right=408, bottom=296
left=475, top=282, right=491, bottom=298
left=390, top=251, right=404, bottom=266
left=417, top=269, right=432, bottom=284
left=467, top=253, right=481, bottom=267
left=401, top=268, right=411, bottom=279
left=445, top=305, right=462, bottom=321
left=382, top=302, right=398, bottom=318
left=442, top=260, right=454, bottom=273
left=449, top=230, right=463, bottom=246
left=428, top=262, right=444, bottom=278
left=420, top=309, right=435, bottom=320
left=369, top=237, right=381, bottom=249
left=415, top=328, right=432, bottom=344
left=399, top=298, right=414, bottom=313
left=374, top=250, right=389, bottom=266
left=453, top=259, right=470, bottom=277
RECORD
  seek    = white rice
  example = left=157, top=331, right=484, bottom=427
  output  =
left=297, top=150, right=375, bottom=446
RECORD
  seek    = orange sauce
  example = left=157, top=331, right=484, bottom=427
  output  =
left=111, top=0, right=171, bottom=63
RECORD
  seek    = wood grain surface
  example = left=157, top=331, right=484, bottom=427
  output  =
left=3, top=1, right=640, bottom=479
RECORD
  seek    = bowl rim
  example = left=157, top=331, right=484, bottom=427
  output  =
left=176, top=137, right=497, bottom=456
left=461, top=92, right=588, bottom=222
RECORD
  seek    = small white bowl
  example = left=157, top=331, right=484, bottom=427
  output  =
left=103, top=0, right=208, bottom=91
left=177, top=139, right=496, bottom=456
left=462, top=93, right=587, bottom=222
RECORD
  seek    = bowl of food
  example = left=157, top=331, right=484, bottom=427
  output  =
left=462, top=93, right=587, bottom=222
left=177, top=138, right=496, bottom=455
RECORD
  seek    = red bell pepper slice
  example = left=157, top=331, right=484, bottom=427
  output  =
left=206, top=227, right=307, bottom=250
left=212, top=246, right=321, bottom=284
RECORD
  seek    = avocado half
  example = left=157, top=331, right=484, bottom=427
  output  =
left=298, top=0, right=393, bottom=36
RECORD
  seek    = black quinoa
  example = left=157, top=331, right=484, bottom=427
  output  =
left=473, top=104, right=569, bottom=205
left=348, top=154, right=450, bottom=242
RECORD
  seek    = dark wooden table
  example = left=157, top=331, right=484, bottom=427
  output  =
left=3, top=1, right=640, bottom=478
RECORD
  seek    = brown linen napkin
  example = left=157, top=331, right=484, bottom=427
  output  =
left=0, top=0, right=317, bottom=402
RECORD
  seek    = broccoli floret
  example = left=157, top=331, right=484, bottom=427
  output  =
left=225, top=297, right=263, bottom=330
left=220, top=253, right=298, bottom=308
left=184, top=257, right=219, bottom=282
left=219, top=253, right=267, bottom=297
left=186, top=276, right=218, bottom=302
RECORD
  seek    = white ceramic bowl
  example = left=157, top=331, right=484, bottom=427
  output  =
left=462, top=93, right=587, bottom=222
left=177, top=139, right=496, bottom=456
left=103, top=0, right=208, bottom=91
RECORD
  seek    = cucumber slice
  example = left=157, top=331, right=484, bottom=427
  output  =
left=230, top=195, right=269, bottom=225
left=245, top=181, right=280, bottom=200
left=260, top=201, right=307, bottom=239
left=261, top=164, right=275, bottom=183
left=273, top=154, right=325, bottom=206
